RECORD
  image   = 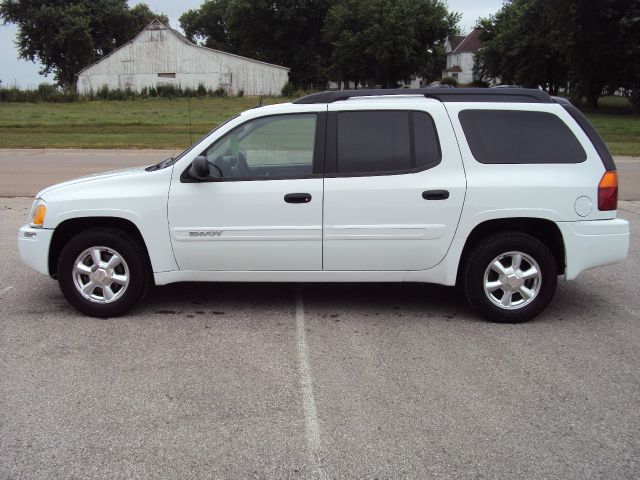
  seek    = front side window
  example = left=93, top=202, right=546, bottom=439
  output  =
left=200, top=114, right=317, bottom=179
left=335, top=111, right=441, bottom=175
left=459, top=109, right=587, bottom=164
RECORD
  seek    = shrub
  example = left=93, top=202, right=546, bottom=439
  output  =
left=107, top=88, right=125, bottom=100
left=96, top=85, right=110, bottom=100
left=156, top=84, right=181, bottom=98
left=0, top=83, right=80, bottom=103
left=0, top=86, right=25, bottom=102
left=440, top=77, right=459, bottom=87
left=630, top=89, right=640, bottom=111
left=212, top=86, right=227, bottom=97
left=0, top=81, right=253, bottom=103
left=59, top=89, right=79, bottom=103
left=36, top=83, right=59, bottom=101
left=467, top=79, right=490, bottom=88
left=281, top=81, right=296, bottom=97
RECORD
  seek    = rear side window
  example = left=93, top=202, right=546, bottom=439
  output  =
left=459, top=110, right=586, bottom=164
left=336, top=111, right=440, bottom=175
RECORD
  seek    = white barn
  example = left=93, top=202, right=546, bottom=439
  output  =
left=77, top=20, right=289, bottom=96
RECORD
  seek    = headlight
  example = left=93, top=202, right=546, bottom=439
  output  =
left=29, top=198, right=47, bottom=228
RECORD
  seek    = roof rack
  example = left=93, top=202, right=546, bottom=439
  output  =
left=292, top=88, right=553, bottom=104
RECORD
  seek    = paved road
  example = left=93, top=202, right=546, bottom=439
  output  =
left=1, top=151, right=640, bottom=478
left=0, top=149, right=177, bottom=198
left=1, top=149, right=639, bottom=199
left=617, top=157, right=640, bottom=200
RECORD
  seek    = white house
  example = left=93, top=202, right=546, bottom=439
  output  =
left=442, top=28, right=483, bottom=85
left=77, top=20, right=289, bottom=96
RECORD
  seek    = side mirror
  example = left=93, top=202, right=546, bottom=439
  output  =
left=189, top=156, right=209, bottom=179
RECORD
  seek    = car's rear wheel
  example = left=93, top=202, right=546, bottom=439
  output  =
left=463, top=232, right=557, bottom=323
left=58, top=228, right=148, bottom=317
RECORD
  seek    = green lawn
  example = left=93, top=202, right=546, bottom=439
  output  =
left=0, top=97, right=284, bottom=149
left=0, top=95, right=638, bottom=156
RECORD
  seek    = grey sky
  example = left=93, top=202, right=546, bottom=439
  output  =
left=0, top=0, right=501, bottom=88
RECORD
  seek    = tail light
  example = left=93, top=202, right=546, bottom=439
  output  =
left=598, top=171, right=618, bottom=211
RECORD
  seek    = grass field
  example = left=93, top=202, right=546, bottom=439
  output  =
left=0, top=95, right=638, bottom=156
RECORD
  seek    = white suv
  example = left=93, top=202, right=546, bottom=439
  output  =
left=18, top=88, right=630, bottom=322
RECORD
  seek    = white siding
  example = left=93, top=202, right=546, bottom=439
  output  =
left=443, top=52, right=475, bottom=84
left=77, top=23, right=289, bottom=96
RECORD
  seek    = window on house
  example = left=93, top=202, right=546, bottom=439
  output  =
left=158, top=73, right=176, bottom=78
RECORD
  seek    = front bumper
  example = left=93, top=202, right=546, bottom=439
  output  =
left=17, top=225, right=54, bottom=276
left=557, top=218, right=630, bottom=280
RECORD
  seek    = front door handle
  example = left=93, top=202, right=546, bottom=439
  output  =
left=422, top=190, right=449, bottom=200
left=284, top=193, right=312, bottom=204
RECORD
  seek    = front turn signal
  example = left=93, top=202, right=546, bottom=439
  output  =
left=598, top=171, right=618, bottom=211
left=29, top=199, right=47, bottom=228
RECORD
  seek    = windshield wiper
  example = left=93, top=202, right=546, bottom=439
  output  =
left=146, top=157, right=174, bottom=171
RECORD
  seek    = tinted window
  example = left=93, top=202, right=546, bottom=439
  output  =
left=336, top=111, right=440, bottom=174
left=413, top=112, right=442, bottom=169
left=200, top=114, right=316, bottom=179
left=459, top=110, right=586, bottom=164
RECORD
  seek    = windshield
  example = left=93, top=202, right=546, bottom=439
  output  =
left=146, top=114, right=241, bottom=171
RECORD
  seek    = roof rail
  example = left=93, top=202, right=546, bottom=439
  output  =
left=292, top=88, right=553, bottom=104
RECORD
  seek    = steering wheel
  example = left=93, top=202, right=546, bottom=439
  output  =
left=207, top=158, right=224, bottom=178
left=235, top=149, right=251, bottom=177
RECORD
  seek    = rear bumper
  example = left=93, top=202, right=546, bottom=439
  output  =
left=17, top=225, right=53, bottom=276
left=557, top=218, right=629, bottom=280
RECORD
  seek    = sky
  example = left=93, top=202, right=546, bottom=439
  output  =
left=0, top=0, right=502, bottom=88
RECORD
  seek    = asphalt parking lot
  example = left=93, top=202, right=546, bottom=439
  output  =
left=1, top=152, right=640, bottom=479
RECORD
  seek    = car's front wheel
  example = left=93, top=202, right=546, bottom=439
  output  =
left=462, top=232, right=557, bottom=323
left=57, top=228, right=149, bottom=317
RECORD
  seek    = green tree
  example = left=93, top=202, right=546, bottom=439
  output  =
left=474, top=0, right=567, bottom=94
left=180, top=0, right=331, bottom=88
left=420, top=44, right=449, bottom=84
left=560, top=0, right=640, bottom=108
left=0, top=0, right=168, bottom=89
left=323, top=0, right=459, bottom=88
left=180, top=0, right=233, bottom=52
left=474, top=0, right=640, bottom=107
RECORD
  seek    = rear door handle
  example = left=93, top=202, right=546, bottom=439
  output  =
left=284, top=193, right=312, bottom=204
left=422, top=190, right=450, bottom=200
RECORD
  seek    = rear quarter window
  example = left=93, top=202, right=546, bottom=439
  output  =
left=458, top=110, right=586, bottom=164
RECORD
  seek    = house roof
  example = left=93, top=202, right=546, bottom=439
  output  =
left=452, top=28, right=483, bottom=54
left=448, top=36, right=466, bottom=51
left=76, top=19, right=289, bottom=76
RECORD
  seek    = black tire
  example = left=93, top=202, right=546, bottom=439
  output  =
left=462, top=232, right=557, bottom=323
left=57, top=228, right=149, bottom=317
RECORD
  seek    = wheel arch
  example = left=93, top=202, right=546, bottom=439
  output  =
left=48, top=217, right=153, bottom=280
left=456, top=217, right=565, bottom=285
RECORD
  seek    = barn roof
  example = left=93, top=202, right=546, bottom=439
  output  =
left=76, top=19, right=289, bottom=77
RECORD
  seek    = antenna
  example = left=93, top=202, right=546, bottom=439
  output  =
left=252, top=95, right=264, bottom=109
left=188, top=91, right=193, bottom=144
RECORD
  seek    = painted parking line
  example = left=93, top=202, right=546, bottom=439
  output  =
left=295, top=286, right=328, bottom=480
